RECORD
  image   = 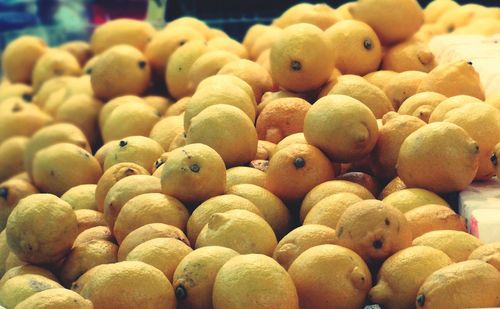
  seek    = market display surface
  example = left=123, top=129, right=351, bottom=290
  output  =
left=0, top=0, right=500, bottom=308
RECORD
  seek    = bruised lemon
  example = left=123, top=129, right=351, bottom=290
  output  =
left=6, top=194, right=78, bottom=264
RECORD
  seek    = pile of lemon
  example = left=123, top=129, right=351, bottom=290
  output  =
left=1, top=0, right=500, bottom=308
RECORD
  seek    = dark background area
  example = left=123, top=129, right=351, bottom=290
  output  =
left=165, top=0, right=496, bottom=20
left=0, top=0, right=497, bottom=50
left=164, top=0, right=497, bottom=39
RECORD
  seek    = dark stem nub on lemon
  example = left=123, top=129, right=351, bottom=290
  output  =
left=175, top=285, right=187, bottom=300
left=416, top=294, right=425, bottom=306
left=491, top=153, right=498, bottom=166
left=22, top=93, right=32, bottom=102
left=363, top=39, right=373, bottom=50
left=373, top=239, right=383, bottom=249
left=291, top=60, right=301, bottom=71
left=119, top=140, right=128, bottom=147
left=0, top=187, right=8, bottom=199
left=293, top=157, right=306, bottom=169
left=190, top=163, right=200, bottom=173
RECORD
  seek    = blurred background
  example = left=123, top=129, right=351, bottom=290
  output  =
left=0, top=0, right=494, bottom=50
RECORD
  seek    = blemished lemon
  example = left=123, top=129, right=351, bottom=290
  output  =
left=0, top=274, right=62, bottom=308
left=173, top=246, right=239, bottom=309
left=103, top=136, right=164, bottom=173
left=335, top=199, right=413, bottom=265
left=6, top=194, right=78, bottom=264
left=161, top=143, right=226, bottom=205
left=0, top=264, right=57, bottom=288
